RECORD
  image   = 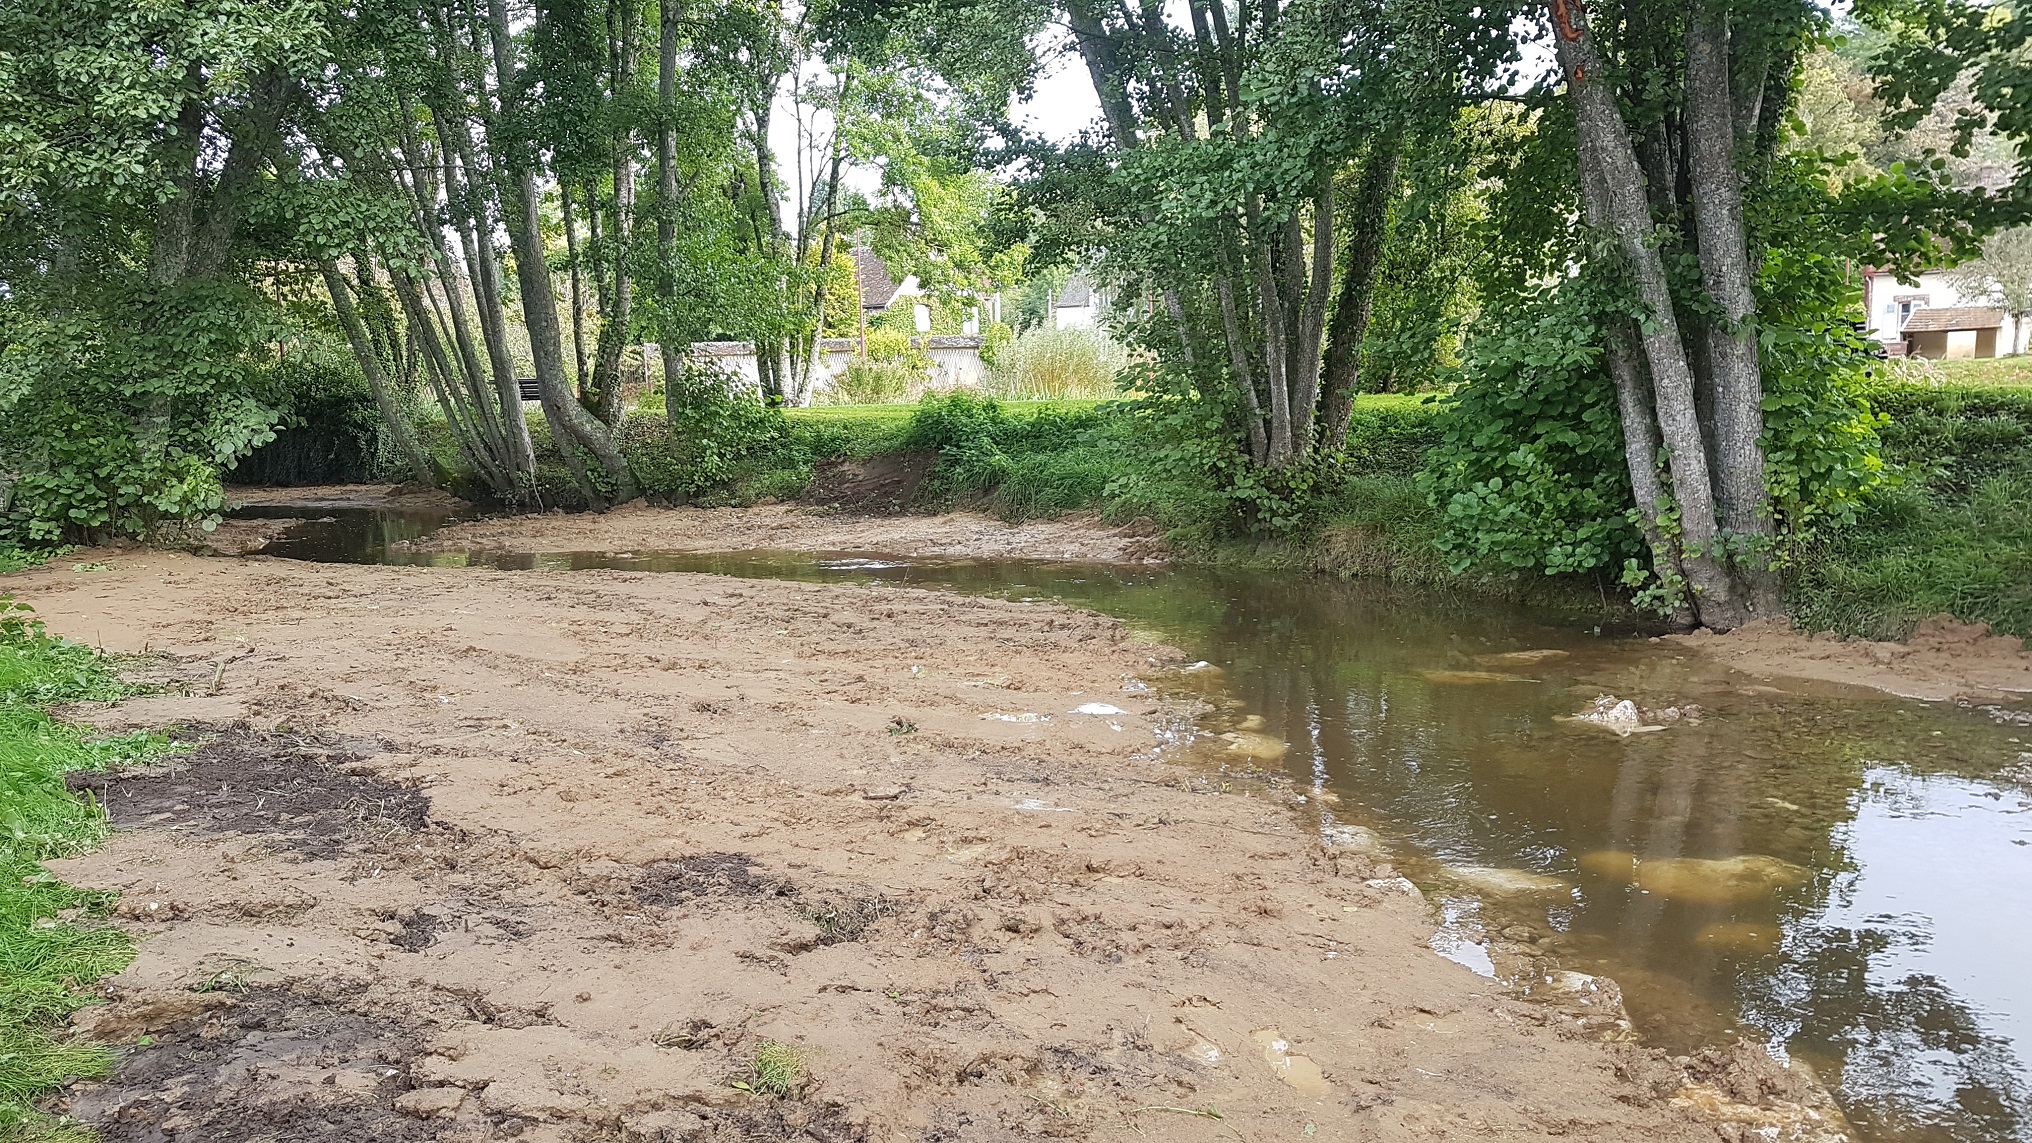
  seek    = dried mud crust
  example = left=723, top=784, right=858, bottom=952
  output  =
left=69, top=727, right=433, bottom=860
left=14, top=551, right=1798, bottom=1142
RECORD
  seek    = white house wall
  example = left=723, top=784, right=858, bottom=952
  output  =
left=1864, top=270, right=2023, bottom=354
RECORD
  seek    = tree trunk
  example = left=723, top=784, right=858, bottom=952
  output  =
left=1686, top=6, right=1782, bottom=617
left=1549, top=0, right=1745, bottom=630
left=1319, top=141, right=1402, bottom=452
left=435, top=122, right=534, bottom=475
left=562, top=182, right=592, bottom=393
left=149, top=66, right=206, bottom=287
left=657, top=0, right=687, bottom=421
left=1290, top=177, right=1336, bottom=458
left=1065, top=0, right=1140, bottom=149
left=188, top=76, right=286, bottom=280
left=589, top=0, right=639, bottom=426
left=321, top=260, right=435, bottom=487
left=485, top=0, right=638, bottom=504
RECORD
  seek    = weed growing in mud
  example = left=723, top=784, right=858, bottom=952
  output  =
left=735, top=1040, right=807, bottom=1097
left=0, top=598, right=156, bottom=1136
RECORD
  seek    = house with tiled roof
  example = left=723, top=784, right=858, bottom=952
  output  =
left=850, top=247, right=929, bottom=333
left=1863, top=268, right=2021, bottom=359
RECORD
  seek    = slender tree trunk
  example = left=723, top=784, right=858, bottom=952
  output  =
left=562, top=182, right=592, bottom=393
left=1686, top=6, right=1782, bottom=617
left=1065, top=0, right=1141, bottom=149
left=1573, top=128, right=1697, bottom=629
left=1549, top=0, right=1744, bottom=629
left=437, top=124, right=533, bottom=474
left=321, top=259, right=435, bottom=487
left=485, top=0, right=638, bottom=503
left=1217, top=274, right=1269, bottom=464
left=389, top=268, right=516, bottom=495
left=590, top=0, right=639, bottom=426
left=1319, top=141, right=1402, bottom=452
left=1290, top=176, right=1335, bottom=458
left=657, top=0, right=687, bottom=420
left=1245, top=202, right=1294, bottom=467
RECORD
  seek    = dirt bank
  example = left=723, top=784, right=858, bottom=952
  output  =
left=1667, top=615, right=2032, bottom=703
left=408, top=502, right=1169, bottom=564
left=228, top=483, right=470, bottom=514
left=0, top=549, right=1802, bottom=1142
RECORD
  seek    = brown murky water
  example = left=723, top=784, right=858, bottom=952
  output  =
left=255, top=508, right=2032, bottom=1142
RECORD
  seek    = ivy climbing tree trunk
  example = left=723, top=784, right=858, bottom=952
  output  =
left=1320, top=141, right=1402, bottom=452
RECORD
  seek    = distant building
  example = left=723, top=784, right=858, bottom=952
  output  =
left=851, top=246, right=929, bottom=333
left=1053, top=277, right=1105, bottom=329
left=1862, top=268, right=2021, bottom=359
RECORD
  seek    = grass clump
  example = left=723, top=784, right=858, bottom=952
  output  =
left=736, top=1039, right=807, bottom=1097
left=983, top=328, right=1128, bottom=400
left=0, top=598, right=151, bottom=1136
left=0, top=548, right=68, bottom=576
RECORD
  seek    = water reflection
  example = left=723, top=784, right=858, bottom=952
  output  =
left=245, top=516, right=2032, bottom=1142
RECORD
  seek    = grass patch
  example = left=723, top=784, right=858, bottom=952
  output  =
left=1788, top=378, right=2032, bottom=639
left=1912, top=356, right=2032, bottom=388
left=1788, top=379, right=2032, bottom=638
left=0, top=598, right=152, bottom=1136
left=737, top=1039, right=807, bottom=1097
left=0, top=548, right=69, bottom=576
left=982, top=328, right=1128, bottom=400
left=1311, top=475, right=1454, bottom=585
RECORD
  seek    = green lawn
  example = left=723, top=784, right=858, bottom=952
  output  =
left=0, top=601, right=156, bottom=1139
left=1909, top=355, right=2032, bottom=388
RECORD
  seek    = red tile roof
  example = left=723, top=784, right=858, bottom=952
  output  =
left=1902, top=306, right=2004, bottom=333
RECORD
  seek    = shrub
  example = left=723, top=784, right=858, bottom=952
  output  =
left=230, top=356, right=386, bottom=487
left=984, top=328, right=1127, bottom=399
left=819, top=330, right=931, bottom=405
left=627, top=364, right=790, bottom=502
left=829, top=358, right=919, bottom=404
left=902, top=392, right=1117, bottom=517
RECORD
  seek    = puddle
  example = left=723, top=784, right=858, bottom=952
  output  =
left=1250, top=1028, right=1334, bottom=1097
left=244, top=508, right=2032, bottom=1142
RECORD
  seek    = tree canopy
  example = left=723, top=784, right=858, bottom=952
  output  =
left=2, top=0, right=2025, bottom=628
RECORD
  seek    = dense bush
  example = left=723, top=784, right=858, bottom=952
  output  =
left=229, top=357, right=387, bottom=487
left=1421, top=265, right=1884, bottom=590
left=1, top=283, right=287, bottom=544
left=903, top=392, right=1119, bottom=517
left=628, top=364, right=793, bottom=503
left=1419, top=285, right=1642, bottom=577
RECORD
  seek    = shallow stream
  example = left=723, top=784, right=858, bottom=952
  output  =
left=250, top=505, right=2032, bottom=1142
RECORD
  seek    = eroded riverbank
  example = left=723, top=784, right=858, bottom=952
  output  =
left=8, top=545, right=1811, bottom=1142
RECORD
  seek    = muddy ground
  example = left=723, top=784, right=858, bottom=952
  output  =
left=10, top=535, right=1847, bottom=1141
left=1663, top=615, right=2032, bottom=702
left=398, top=502, right=1169, bottom=565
